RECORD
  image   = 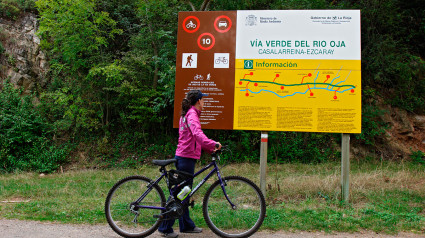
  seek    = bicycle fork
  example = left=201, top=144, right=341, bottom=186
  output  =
left=216, top=170, right=237, bottom=210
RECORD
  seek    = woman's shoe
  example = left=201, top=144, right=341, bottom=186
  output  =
left=182, top=227, right=202, bottom=233
left=159, top=231, right=179, bottom=238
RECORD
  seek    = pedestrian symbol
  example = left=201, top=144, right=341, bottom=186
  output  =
left=182, top=53, right=197, bottom=68
left=186, top=55, right=193, bottom=67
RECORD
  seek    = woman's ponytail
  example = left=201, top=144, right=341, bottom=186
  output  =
left=181, top=98, right=191, bottom=117
left=181, top=90, right=201, bottom=117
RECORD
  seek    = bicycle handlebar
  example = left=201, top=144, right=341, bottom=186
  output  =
left=211, top=145, right=229, bottom=158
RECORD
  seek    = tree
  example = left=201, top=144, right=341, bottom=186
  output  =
left=184, top=0, right=212, bottom=11
left=36, top=0, right=122, bottom=74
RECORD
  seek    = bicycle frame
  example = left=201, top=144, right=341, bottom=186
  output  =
left=134, top=158, right=236, bottom=212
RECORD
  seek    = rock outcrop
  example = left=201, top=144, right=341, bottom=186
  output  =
left=386, top=109, right=425, bottom=154
left=0, top=13, right=48, bottom=94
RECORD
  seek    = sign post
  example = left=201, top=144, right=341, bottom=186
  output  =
left=260, top=132, right=268, bottom=196
left=341, top=133, right=350, bottom=202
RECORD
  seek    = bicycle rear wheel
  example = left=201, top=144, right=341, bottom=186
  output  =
left=203, top=176, right=266, bottom=238
left=105, top=176, right=165, bottom=238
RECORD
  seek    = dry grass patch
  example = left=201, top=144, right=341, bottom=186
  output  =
left=253, top=162, right=425, bottom=205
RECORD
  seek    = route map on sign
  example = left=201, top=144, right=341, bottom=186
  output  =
left=174, top=10, right=361, bottom=133
left=238, top=67, right=356, bottom=99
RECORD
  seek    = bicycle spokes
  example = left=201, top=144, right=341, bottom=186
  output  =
left=132, top=213, right=139, bottom=224
left=203, top=176, right=266, bottom=238
left=105, top=176, right=166, bottom=237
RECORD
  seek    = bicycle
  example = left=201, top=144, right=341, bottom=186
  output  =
left=194, top=74, right=204, bottom=80
left=186, top=21, right=197, bottom=29
left=105, top=147, right=266, bottom=238
left=215, top=57, right=229, bottom=65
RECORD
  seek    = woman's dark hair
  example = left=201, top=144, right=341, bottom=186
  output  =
left=181, top=90, right=201, bottom=117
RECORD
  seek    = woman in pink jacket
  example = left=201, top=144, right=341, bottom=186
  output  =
left=158, top=90, right=221, bottom=238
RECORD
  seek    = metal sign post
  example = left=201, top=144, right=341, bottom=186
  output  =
left=260, top=132, right=268, bottom=196
left=341, top=133, right=350, bottom=202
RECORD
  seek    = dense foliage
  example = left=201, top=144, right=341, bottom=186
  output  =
left=0, top=82, right=69, bottom=172
left=0, top=0, right=424, bottom=172
left=0, top=0, right=36, bottom=20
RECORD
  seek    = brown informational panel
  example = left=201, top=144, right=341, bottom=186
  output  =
left=173, top=11, right=237, bottom=129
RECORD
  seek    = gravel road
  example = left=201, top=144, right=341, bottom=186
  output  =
left=1, top=219, right=423, bottom=238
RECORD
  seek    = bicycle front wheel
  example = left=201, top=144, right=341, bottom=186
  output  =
left=203, top=176, right=266, bottom=238
left=105, top=176, right=165, bottom=238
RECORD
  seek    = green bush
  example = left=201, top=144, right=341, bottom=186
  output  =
left=0, top=1, right=20, bottom=20
left=355, top=104, right=388, bottom=146
left=268, top=132, right=339, bottom=163
left=0, top=81, right=69, bottom=173
left=360, top=0, right=425, bottom=113
left=355, top=88, right=389, bottom=146
left=0, top=42, right=5, bottom=55
left=203, top=130, right=339, bottom=164
left=0, top=0, right=36, bottom=20
left=410, top=150, right=425, bottom=165
left=215, top=130, right=261, bottom=163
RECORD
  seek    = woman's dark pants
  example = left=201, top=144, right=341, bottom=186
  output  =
left=158, top=156, right=196, bottom=233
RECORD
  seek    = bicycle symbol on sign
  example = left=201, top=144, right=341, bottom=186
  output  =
left=186, top=21, right=197, bottom=29
left=215, top=57, right=228, bottom=64
left=194, top=74, right=204, bottom=80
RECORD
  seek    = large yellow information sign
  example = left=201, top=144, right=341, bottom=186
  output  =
left=234, top=59, right=361, bottom=133
left=233, top=10, right=361, bottom=133
left=174, top=10, right=361, bottom=133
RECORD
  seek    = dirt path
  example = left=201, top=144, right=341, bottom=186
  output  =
left=1, top=219, right=423, bottom=238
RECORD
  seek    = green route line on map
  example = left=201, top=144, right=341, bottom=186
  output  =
left=239, top=78, right=356, bottom=89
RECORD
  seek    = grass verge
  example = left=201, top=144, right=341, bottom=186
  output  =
left=0, top=161, right=424, bottom=234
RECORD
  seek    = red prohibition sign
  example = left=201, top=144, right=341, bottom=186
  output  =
left=197, top=33, right=215, bottom=50
left=214, top=15, right=232, bottom=33
left=183, top=16, right=200, bottom=33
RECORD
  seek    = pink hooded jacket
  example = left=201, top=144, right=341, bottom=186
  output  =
left=175, top=106, right=217, bottom=159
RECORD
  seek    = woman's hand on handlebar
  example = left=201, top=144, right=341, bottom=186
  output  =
left=214, top=142, right=222, bottom=151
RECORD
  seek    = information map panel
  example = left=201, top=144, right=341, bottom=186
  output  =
left=174, top=10, right=361, bottom=133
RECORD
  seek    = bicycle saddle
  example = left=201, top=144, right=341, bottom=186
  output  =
left=152, top=159, right=176, bottom=167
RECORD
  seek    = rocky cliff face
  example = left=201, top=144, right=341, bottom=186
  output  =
left=382, top=106, right=425, bottom=157
left=0, top=13, right=48, bottom=94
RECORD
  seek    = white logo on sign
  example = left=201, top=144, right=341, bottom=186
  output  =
left=245, top=15, right=257, bottom=26
left=182, top=53, right=197, bottom=68
left=214, top=53, right=229, bottom=68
